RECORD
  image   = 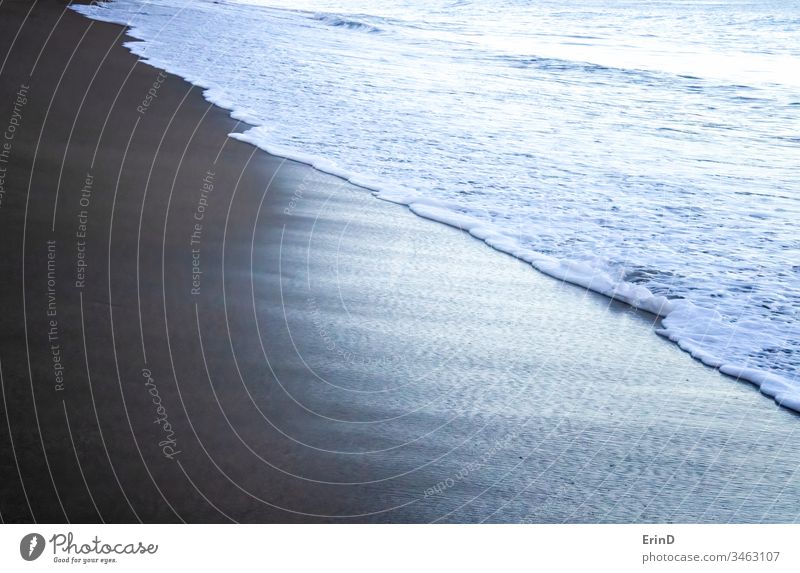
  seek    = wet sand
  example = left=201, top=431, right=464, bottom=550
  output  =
left=0, top=0, right=798, bottom=523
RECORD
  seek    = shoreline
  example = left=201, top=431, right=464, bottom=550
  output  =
left=70, top=2, right=800, bottom=416
left=0, top=0, right=798, bottom=523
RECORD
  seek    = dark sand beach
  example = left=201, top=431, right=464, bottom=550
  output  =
left=0, top=0, right=798, bottom=523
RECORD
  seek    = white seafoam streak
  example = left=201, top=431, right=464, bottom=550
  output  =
left=72, top=0, right=800, bottom=412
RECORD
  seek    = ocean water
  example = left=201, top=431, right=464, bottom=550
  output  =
left=73, top=0, right=800, bottom=411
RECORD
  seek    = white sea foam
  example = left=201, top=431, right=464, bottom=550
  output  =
left=72, top=0, right=800, bottom=413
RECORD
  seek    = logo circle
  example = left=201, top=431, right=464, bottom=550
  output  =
left=20, top=533, right=46, bottom=561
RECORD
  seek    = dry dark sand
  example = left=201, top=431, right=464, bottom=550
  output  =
left=0, top=0, right=798, bottom=523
